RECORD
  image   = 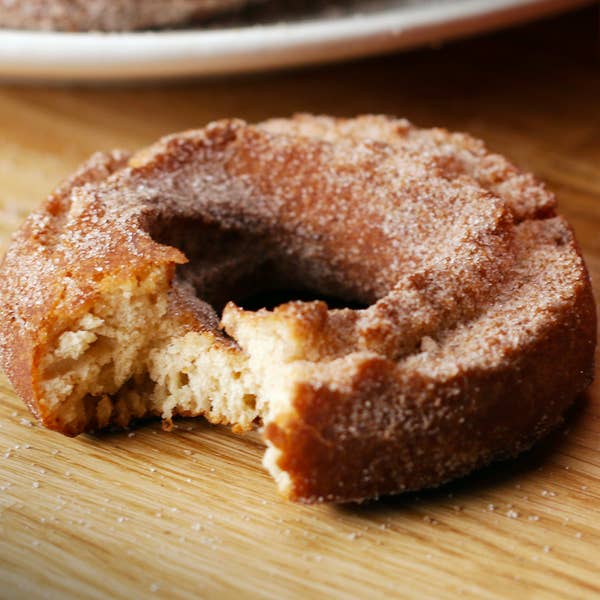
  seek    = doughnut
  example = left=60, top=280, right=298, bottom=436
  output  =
left=0, top=115, right=595, bottom=503
left=0, top=0, right=253, bottom=31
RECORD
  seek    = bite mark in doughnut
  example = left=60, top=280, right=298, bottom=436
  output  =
left=0, top=115, right=595, bottom=502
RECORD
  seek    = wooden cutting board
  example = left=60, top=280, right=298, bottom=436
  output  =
left=0, top=8, right=599, bottom=599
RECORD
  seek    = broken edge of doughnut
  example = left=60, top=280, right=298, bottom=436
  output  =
left=27, top=258, right=334, bottom=500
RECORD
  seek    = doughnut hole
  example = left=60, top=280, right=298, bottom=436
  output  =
left=148, top=215, right=371, bottom=314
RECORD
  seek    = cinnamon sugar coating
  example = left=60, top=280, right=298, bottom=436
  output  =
left=0, top=0, right=251, bottom=31
left=0, top=115, right=595, bottom=502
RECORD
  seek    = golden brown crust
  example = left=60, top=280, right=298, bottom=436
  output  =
left=0, top=115, right=595, bottom=502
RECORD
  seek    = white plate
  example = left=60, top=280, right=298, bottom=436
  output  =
left=0, top=0, right=592, bottom=82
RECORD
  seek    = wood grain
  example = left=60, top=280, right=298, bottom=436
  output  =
left=1, top=7, right=600, bottom=599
